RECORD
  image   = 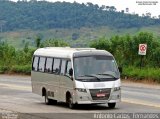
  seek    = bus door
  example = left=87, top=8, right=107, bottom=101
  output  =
left=59, top=60, right=73, bottom=102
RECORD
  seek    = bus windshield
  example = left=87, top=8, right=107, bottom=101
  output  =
left=73, top=55, right=120, bottom=80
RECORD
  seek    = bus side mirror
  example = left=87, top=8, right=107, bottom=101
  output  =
left=118, top=67, right=122, bottom=73
left=69, top=68, right=73, bottom=76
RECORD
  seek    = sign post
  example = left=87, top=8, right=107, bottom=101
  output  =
left=138, top=44, right=147, bottom=69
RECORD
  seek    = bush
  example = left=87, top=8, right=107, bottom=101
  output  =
left=10, top=65, right=31, bottom=75
left=0, top=66, right=10, bottom=74
left=122, top=66, right=160, bottom=83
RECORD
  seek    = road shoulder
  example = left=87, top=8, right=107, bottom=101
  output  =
left=122, top=79, right=160, bottom=89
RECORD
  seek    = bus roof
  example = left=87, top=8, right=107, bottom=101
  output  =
left=33, top=47, right=113, bottom=58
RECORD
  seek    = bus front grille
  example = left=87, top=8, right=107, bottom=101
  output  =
left=89, top=88, right=111, bottom=100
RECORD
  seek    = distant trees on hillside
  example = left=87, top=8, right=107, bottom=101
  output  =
left=0, top=1, right=160, bottom=31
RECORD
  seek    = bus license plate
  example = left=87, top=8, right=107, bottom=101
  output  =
left=96, top=93, right=105, bottom=97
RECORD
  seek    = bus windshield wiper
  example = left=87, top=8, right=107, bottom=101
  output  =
left=97, top=73, right=118, bottom=79
left=78, top=74, right=101, bottom=81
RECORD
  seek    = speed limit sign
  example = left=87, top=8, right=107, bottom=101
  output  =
left=138, top=44, right=147, bottom=55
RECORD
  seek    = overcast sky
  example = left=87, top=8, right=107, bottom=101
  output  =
left=12, top=0, right=160, bottom=17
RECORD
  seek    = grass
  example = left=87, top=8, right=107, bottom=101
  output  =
left=0, top=65, right=31, bottom=75
left=122, top=66, right=160, bottom=83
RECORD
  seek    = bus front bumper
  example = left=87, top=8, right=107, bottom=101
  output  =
left=75, top=99, right=121, bottom=104
left=73, top=90, right=121, bottom=104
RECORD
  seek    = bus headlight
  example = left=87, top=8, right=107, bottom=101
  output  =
left=114, top=87, right=121, bottom=91
left=76, top=88, right=87, bottom=93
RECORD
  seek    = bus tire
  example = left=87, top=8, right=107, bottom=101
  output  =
left=68, top=96, right=75, bottom=109
left=66, top=93, right=75, bottom=109
left=45, top=92, right=52, bottom=105
left=108, top=103, right=116, bottom=109
left=51, top=99, right=57, bottom=105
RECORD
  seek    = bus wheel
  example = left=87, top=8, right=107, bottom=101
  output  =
left=52, top=100, right=57, bottom=105
left=108, top=103, right=116, bottom=109
left=45, top=93, right=52, bottom=105
left=68, top=96, right=75, bottom=109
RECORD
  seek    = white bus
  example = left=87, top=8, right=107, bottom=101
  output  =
left=31, top=47, right=121, bottom=109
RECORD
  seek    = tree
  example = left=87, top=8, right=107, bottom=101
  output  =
left=90, top=37, right=111, bottom=51
left=23, top=42, right=29, bottom=53
left=35, top=37, right=41, bottom=48
left=106, top=6, right=110, bottom=11
left=72, top=33, right=79, bottom=40
left=109, top=6, right=116, bottom=12
left=146, top=12, right=151, bottom=18
left=126, top=8, right=129, bottom=13
left=40, top=39, right=69, bottom=47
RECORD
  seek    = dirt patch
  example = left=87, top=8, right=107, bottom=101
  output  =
left=122, top=78, right=159, bottom=85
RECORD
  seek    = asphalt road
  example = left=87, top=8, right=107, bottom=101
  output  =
left=0, top=75, right=159, bottom=119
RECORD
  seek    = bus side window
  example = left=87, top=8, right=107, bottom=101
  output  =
left=66, top=61, right=71, bottom=76
left=60, top=59, right=66, bottom=75
left=45, top=57, right=53, bottom=73
left=53, top=58, right=61, bottom=74
left=38, top=57, right=46, bottom=72
left=32, top=56, right=39, bottom=71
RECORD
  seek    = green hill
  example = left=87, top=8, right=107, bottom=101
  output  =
left=0, top=0, right=160, bottom=32
left=0, top=25, right=160, bottom=48
left=0, top=1, right=160, bottom=48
